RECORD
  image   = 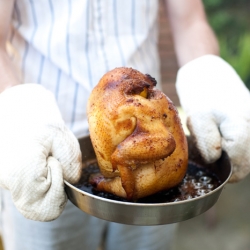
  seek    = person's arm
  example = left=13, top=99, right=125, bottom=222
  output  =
left=165, top=0, right=250, bottom=182
left=0, top=0, right=82, bottom=222
left=165, top=0, right=219, bottom=66
left=0, top=0, right=20, bottom=92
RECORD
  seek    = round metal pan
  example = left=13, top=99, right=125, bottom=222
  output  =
left=65, top=135, right=232, bottom=226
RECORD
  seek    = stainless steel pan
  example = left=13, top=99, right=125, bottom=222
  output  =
left=64, top=136, right=232, bottom=225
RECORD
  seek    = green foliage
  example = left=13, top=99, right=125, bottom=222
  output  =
left=203, top=0, right=250, bottom=89
left=220, top=34, right=250, bottom=89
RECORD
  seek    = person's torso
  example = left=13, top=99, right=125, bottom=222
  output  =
left=10, top=0, right=160, bottom=137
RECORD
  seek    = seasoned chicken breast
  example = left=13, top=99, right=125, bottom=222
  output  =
left=87, top=67, right=188, bottom=200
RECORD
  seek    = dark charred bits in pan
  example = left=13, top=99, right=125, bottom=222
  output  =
left=74, top=161, right=221, bottom=203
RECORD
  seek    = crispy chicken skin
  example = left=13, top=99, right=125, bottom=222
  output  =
left=87, top=67, right=188, bottom=200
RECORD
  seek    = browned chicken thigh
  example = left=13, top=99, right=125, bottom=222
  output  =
left=87, top=67, right=188, bottom=200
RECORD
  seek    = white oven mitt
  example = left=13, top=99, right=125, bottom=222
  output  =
left=0, top=84, right=82, bottom=221
left=176, top=55, right=250, bottom=182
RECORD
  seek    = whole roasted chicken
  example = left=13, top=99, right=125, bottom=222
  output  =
left=87, top=67, right=188, bottom=200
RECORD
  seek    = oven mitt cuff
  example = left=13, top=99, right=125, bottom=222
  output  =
left=0, top=84, right=82, bottom=221
left=176, top=55, right=250, bottom=182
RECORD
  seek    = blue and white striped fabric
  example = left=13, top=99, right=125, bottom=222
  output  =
left=10, top=0, right=160, bottom=138
left=3, top=3, right=178, bottom=250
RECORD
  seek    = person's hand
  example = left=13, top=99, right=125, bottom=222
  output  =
left=0, top=84, right=82, bottom=221
left=176, top=55, right=250, bottom=182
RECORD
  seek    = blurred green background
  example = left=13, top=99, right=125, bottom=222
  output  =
left=203, top=0, right=250, bottom=89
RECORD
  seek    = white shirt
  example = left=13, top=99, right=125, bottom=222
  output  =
left=10, top=0, right=160, bottom=138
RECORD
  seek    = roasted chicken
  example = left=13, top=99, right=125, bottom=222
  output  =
left=87, top=67, right=188, bottom=200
